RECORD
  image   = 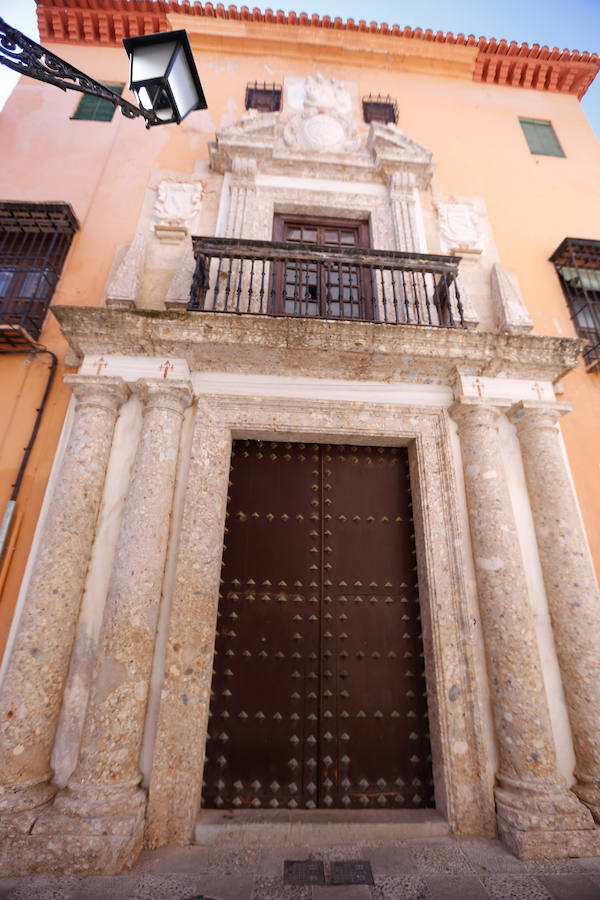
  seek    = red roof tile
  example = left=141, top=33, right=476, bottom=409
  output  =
left=35, top=0, right=599, bottom=100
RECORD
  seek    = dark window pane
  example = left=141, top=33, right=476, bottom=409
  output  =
left=72, top=84, right=123, bottom=123
left=519, top=118, right=565, bottom=157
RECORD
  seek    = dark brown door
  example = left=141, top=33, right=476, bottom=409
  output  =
left=271, top=214, right=373, bottom=321
left=202, top=441, right=434, bottom=811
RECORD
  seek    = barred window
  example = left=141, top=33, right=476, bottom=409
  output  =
left=550, top=238, right=600, bottom=371
left=245, top=82, right=282, bottom=113
left=0, top=202, right=78, bottom=347
left=71, top=83, right=124, bottom=122
left=519, top=118, right=565, bottom=157
left=362, top=94, right=398, bottom=125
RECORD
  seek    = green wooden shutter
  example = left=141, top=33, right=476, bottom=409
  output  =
left=519, top=118, right=565, bottom=157
left=71, top=84, right=124, bottom=122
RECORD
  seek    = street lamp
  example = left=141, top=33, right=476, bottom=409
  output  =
left=0, top=17, right=207, bottom=128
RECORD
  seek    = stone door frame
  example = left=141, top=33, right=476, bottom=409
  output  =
left=146, top=389, right=496, bottom=844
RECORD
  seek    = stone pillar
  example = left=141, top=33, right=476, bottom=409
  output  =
left=510, top=400, right=600, bottom=824
left=450, top=398, right=599, bottom=858
left=388, top=171, right=421, bottom=253
left=145, top=406, right=231, bottom=847
left=35, top=379, right=192, bottom=873
left=0, top=376, right=129, bottom=833
left=225, top=156, right=258, bottom=239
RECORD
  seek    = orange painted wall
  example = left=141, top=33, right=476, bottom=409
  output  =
left=0, top=20, right=598, bottom=658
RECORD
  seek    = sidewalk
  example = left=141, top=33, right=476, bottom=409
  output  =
left=1, top=835, right=600, bottom=899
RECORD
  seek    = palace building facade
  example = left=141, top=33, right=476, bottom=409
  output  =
left=0, top=0, right=600, bottom=873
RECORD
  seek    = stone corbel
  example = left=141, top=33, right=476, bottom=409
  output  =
left=231, top=154, right=259, bottom=186
left=165, top=240, right=196, bottom=311
left=105, top=233, right=145, bottom=310
left=491, top=263, right=534, bottom=335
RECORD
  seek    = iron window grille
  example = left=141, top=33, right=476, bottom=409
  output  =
left=0, top=202, right=78, bottom=348
left=245, top=82, right=282, bottom=113
left=550, top=237, right=600, bottom=371
left=362, top=94, right=398, bottom=126
left=519, top=118, right=565, bottom=157
left=71, top=83, right=124, bottom=122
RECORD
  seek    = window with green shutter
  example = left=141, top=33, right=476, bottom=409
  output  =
left=71, top=84, right=124, bottom=122
left=519, top=118, right=565, bottom=157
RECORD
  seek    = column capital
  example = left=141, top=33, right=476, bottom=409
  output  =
left=64, top=375, right=130, bottom=412
left=508, top=400, right=572, bottom=432
left=132, top=379, right=193, bottom=416
left=449, top=397, right=508, bottom=430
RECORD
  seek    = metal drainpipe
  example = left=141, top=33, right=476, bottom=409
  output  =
left=0, top=348, right=57, bottom=560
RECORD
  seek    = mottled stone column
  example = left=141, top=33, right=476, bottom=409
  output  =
left=35, top=379, right=192, bottom=873
left=450, top=398, right=599, bottom=858
left=0, top=376, right=129, bottom=832
left=510, top=400, right=600, bottom=824
left=145, top=406, right=231, bottom=847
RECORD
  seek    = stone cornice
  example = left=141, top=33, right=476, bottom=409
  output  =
left=37, top=0, right=598, bottom=100
left=52, top=306, right=582, bottom=386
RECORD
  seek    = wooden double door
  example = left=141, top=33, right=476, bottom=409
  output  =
left=202, top=440, right=434, bottom=810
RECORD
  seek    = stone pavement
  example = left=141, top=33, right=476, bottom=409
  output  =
left=1, top=836, right=600, bottom=898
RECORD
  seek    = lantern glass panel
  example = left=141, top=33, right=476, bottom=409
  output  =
left=130, top=41, right=176, bottom=83
left=168, top=47, right=200, bottom=119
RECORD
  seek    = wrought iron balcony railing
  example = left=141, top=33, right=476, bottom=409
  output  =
left=188, top=238, right=465, bottom=328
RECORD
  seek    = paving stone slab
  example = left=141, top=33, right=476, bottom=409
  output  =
left=134, top=846, right=210, bottom=874
left=407, top=842, right=476, bottom=875
left=251, top=876, right=312, bottom=899
left=312, top=887, right=372, bottom=899
left=426, top=874, right=490, bottom=899
left=460, top=839, right=525, bottom=875
left=371, top=875, right=433, bottom=899
left=360, top=845, right=419, bottom=876
left=207, top=847, right=260, bottom=874
left=482, top=874, right=553, bottom=900
left=536, top=873, right=600, bottom=900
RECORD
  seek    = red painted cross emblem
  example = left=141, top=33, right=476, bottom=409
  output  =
left=94, top=356, right=108, bottom=376
left=472, top=377, right=484, bottom=398
left=160, top=359, right=174, bottom=379
left=532, top=383, right=543, bottom=401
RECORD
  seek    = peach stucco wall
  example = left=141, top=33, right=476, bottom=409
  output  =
left=0, top=21, right=599, bottom=656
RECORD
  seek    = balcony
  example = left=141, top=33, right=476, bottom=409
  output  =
left=188, top=238, right=465, bottom=328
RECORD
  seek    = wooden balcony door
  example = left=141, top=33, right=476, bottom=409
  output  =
left=202, top=440, right=434, bottom=811
left=270, top=214, right=374, bottom=321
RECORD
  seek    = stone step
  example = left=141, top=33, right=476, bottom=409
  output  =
left=193, top=808, right=450, bottom=846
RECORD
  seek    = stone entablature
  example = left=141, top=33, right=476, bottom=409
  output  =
left=52, top=306, right=581, bottom=386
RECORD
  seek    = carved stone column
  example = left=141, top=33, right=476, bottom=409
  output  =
left=388, top=171, right=421, bottom=253
left=146, top=405, right=231, bottom=847
left=510, top=400, right=600, bottom=824
left=0, top=376, right=129, bottom=833
left=450, top=398, right=599, bottom=858
left=225, top=156, right=258, bottom=239
left=35, top=379, right=192, bottom=873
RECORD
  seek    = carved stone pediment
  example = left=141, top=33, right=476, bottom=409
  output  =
left=367, top=123, right=435, bottom=189
left=210, top=74, right=434, bottom=188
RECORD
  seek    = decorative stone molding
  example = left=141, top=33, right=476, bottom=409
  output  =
left=282, top=74, right=360, bottom=155
left=436, top=200, right=484, bottom=256
left=491, top=263, right=534, bottom=335
left=152, top=179, right=207, bottom=241
left=367, top=123, right=435, bottom=189
left=52, top=306, right=582, bottom=386
left=145, top=392, right=494, bottom=847
left=105, top=233, right=145, bottom=309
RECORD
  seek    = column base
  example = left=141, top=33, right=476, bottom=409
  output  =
left=498, top=817, right=600, bottom=859
left=0, top=803, right=146, bottom=875
left=0, top=775, right=56, bottom=834
left=572, top=780, right=600, bottom=825
left=495, top=778, right=600, bottom=858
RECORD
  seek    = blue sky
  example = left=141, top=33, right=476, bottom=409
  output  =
left=1, top=0, right=599, bottom=139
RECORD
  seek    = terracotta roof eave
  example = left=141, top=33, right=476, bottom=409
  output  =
left=35, top=0, right=600, bottom=99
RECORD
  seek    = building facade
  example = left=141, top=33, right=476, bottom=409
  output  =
left=1, top=0, right=600, bottom=874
